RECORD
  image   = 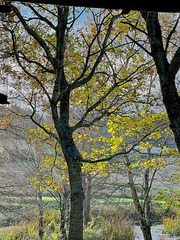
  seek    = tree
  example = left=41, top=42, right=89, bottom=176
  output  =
left=26, top=126, right=70, bottom=239
left=86, top=64, right=172, bottom=240
left=0, top=115, right=38, bottom=228
left=105, top=107, right=170, bottom=240
left=8, top=5, right=150, bottom=239
left=126, top=12, right=180, bottom=152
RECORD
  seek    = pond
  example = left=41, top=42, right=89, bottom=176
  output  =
left=134, top=225, right=180, bottom=240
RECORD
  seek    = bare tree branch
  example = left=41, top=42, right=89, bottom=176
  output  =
left=10, top=4, right=55, bottom=68
left=127, top=35, right=152, bottom=56
left=165, top=15, right=180, bottom=53
left=26, top=4, right=56, bottom=30
left=11, top=30, right=51, bottom=102
left=69, top=13, right=121, bottom=91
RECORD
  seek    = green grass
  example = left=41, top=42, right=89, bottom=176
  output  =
left=0, top=195, right=166, bottom=211
left=42, top=196, right=57, bottom=202
left=92, top=196, right=165, bottom=205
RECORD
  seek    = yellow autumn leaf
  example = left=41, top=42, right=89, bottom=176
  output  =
left=91, top=27, right=96, bottom=36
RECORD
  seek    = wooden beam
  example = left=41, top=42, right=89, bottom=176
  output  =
left=0, top=5, right=12, bottom=13
left=10, top=0, right=180, bottom=13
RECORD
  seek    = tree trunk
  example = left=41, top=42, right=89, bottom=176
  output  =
left=139, top=220, right=153, bottom=240
left=37, top=190, right=44, bottom=240
left=141, top=12, right=180, bottom=152
left=125, top=155, right=153, bottom=240
left=144, top=168, right=151, bottom=228
left=144, top=150, right=151, bottom=228
left=60, top=187, right=69, bottom=240
left=160, top=75, right=180, bottom=153
left=60, top=207, right=67, bottom=240
left=60, top=133, right=84, bottom=240
left=53, top=65, right=84, bottom=239
left=67, top=158, right=84, bottom=240
left=129, top=168, right=152, bottom=240
left=83, top=173, right=92, bottom=226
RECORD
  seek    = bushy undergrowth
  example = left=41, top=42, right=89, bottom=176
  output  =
left=84, top=215, right=134, bottom=240
left=1, top=203, right=175, bottom=240
left=0, top=221, right=39, bottom=240
left=86, top=205, right=135, bottom=240
left=92, top=203, right=176, bottom=224
left=163, top=210, right=180, bottom=236
left=0, top=208, right=135, bottom=240
left=0, top=210, right=60, bottom=240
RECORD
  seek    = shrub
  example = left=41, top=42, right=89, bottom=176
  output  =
left=0, top=222, right=39, bottom=240
left=43, top=209, right=60, bottom=226
left=163, top=213, right=180, bottom=237
left=84, top=215, right=135, bottom=240
left=92, top=204, right=124, bottom=220
left=84, top=227, right=104, bottom=240
left=103, top=216, right=134, bottom=240
left=0, top=209, right=61, bottom=240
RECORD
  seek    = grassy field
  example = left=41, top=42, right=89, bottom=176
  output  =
left=0, top=194, right=169, bottom=229
left=0, top=195, right=166, bottom=211
left=91, top=196, right=165, bottom=205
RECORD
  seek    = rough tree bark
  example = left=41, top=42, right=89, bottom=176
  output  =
left=52, top=76, right=84, bottom=239
left=141, top=12, right=180, bottom=152
left=144, top=168, right=151, bottom=228
left=50, top=6, right=84, bottom=239
left=60, top=187, right=69, bottom=240
left=125, top=155, right=153, bottom=240
left=144, top=150, right=151, bottom=228
left=83, top=173, right=92, bottom=226
left=36, top=189, right=44, bottom=240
